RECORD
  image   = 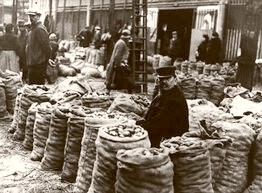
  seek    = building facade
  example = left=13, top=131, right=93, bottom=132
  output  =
left=25, top=0, right=262, bottom=61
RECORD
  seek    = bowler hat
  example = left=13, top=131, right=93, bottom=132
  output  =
left=156, top=66, right=176, bottom=79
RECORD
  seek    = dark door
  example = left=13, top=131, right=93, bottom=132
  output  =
left=158, top=9, right=194, bottom=59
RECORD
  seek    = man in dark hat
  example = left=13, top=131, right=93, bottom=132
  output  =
left=137, top=66, right=189, bottom=147
left=26, top=8, right=51, bottom=84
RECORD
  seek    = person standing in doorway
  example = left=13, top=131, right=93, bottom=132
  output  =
left=168, top=30, right=183, bottom=64
left=26, top=9, right=51, bottom=85
left=159, top=23, right=169, bottom=56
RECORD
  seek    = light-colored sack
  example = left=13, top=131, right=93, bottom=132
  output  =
left=116, top=148, right=174, bottom=193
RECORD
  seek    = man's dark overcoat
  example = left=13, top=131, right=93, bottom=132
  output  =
left=143, top=85, right=189, bottom=147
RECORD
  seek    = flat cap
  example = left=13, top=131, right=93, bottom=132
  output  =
left=26, top=8, right=41, bottom=16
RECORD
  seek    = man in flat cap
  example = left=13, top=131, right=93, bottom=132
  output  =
left=137, top=65, right=189, bottom=147
left=26, top=8, right=51, bottom=84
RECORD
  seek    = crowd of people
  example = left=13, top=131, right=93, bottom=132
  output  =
left=76, top=23, right=136, bottom=94
left=0, top=9, right=58, bottom=85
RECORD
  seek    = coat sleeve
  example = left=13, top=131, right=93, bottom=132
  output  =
left=35, top=27, right=51, bottom=60
left=112, top=41, right=127, bottom=67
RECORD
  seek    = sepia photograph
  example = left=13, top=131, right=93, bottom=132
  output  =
left=0, top=0, right=262, bottom=192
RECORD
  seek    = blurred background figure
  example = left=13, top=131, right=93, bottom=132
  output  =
left=196, top=34, right=209, bottom=62
left=49, top=33, right=59, bottom=61
left=101, top=28, right=112, bottom=65
left=17, top=20, right=28, bottom=82
left=93, top=26, right=102, bottom=49
left=168, top=30, right=183, bottom=64
left=76, top=26, right=93, bottom=48
left=158, top=23, right=169, bottom=56
left=24, top=21, right=32, bottom=32
left=235, top=31, right=257, bottom=91
left=46, top=33, right=59, bottom=84
left=207, top=31, right=221, bottom=64
left=0, top=23, right=20, bottom=73
left=0, top=24, right=4, bottom=36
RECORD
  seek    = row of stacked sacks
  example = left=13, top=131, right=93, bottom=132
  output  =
left=8, top=77, right=262, bottom=193
left=8, top=76, right=151, bottom=187
left=76, top=104, right=262, bottom=193
left=0, top=70, right=23, bottom=118
left=73, top=105, right=262, bottom=193
left=187, top=97, right=262, bottom=193
left=152, top=54, right=236, bottom=84
left=176, top=71, right=225, bottom=106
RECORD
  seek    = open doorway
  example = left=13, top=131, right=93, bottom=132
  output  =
left=157, top=9, right=194, bottom=59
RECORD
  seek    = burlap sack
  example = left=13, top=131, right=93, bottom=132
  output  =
left=8, top=88, right=23, bottom=133
left=74, top=112, right=127, bottom=193
left=13, top=85, right=51, bottom=141
left=81, top=92, right=113, bottom=109
left=61, top=106, right=93, bottom=183
left=22, top=103, right=38, bottom=150
left=212, top=121, right=256, bottom=193
left=30, top=102, right=53, bottom=161
left=115, top=148, right=174, bottom=193
left=210, top=76, right=225, bottom=106
left=196, top=77, right=211, bottom=100
left=108, top=94, right=150, bottom=116
left=188, top=99, right=225, bottom=131
left=243, top=130, right=262, bottom=193
left=161, top=137, right=214, bottom=193
left=88, top=123, right=150, bottom=193
left=2, top=70, right=22, bottom=114
left=0, top=79, right=8, bottom=117
left=41, top=104, right=70, bottom=170
left=179, top=77, right=197, bottom=99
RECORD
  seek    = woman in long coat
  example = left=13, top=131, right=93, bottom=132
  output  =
left=106, top=29, right=133, bottom=93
